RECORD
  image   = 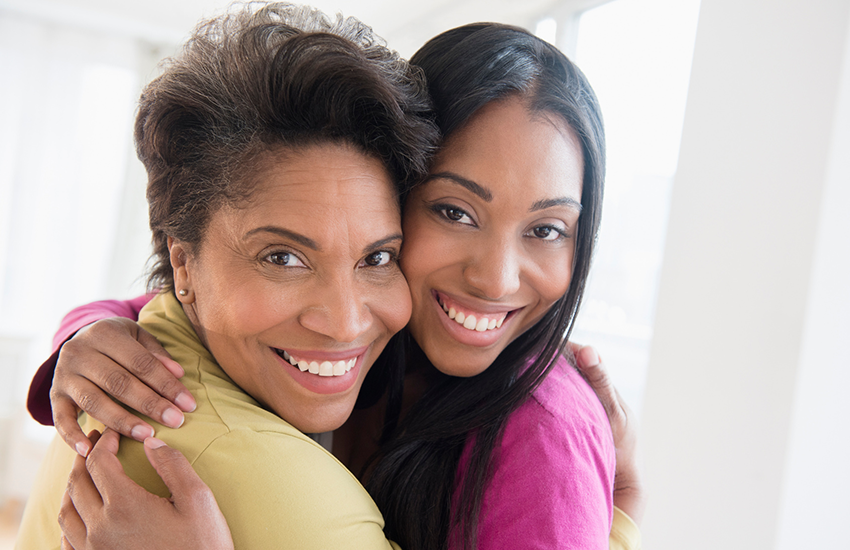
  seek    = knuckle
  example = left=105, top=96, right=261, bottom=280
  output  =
left=129, top=353, right=159, bottom=378
left=75, top=391, right=100, bottom=416
left=103, top=370, right=132, bottom=397
left=139, top=395, right=161, bottom=417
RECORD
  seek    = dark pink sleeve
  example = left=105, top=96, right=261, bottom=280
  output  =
left=27, top=294, right=156, bottom=425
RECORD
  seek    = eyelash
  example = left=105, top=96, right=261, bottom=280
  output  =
left=431, top=203, right=570, bottom=242
left=432, top=203, right=475, bottom=226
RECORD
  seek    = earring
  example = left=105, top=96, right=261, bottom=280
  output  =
left=178, top=289, right=188, bottom=296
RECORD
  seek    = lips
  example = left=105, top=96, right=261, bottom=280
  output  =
left=273, top=349, right=357, bottom=377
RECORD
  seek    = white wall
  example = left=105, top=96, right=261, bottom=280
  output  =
left=642, top=0, right=850, bottom=548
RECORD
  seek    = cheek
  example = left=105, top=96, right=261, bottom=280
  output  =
left=374, top=275, right=413, bottom=334
left=534, top=252, right=574, bottom=305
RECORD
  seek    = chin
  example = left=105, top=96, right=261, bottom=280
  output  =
left=427, top=349, right=495, bottom=378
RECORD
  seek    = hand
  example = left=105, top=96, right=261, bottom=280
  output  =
left=59, top=429, right=234, bottom=550
left=52, top=317, right=196, bottom=457
left=570, top=343, right=646, bottom=525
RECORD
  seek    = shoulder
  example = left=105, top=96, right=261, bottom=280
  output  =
left=194, top=429, right=396, bottom=550
left=471, top=354, right=615, bottom=550
left=504, top=354, right=613, bottom=457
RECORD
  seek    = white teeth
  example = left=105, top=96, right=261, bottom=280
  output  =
left=441, top=302, right=508, bottom=333
left=319, top=361, right=333, bottom=376
left=281, top=351, right=357, bottom=377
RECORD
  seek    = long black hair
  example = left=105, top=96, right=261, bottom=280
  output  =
left=366, top=23, right=605, bottom=550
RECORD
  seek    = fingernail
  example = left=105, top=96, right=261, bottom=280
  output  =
left=174, top=391, right=197, bottom=412
left=161, top=407, right=184, bottom=428
left=131, top=424, right=155, bottom=441
left=75, top=441, right=90, bottom=457
left=579, top=346, right=600, bottom=368
left=144, top=437, right=167, bottom=450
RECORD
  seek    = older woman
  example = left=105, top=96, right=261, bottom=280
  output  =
left=15, top=4, right=437, bottom=549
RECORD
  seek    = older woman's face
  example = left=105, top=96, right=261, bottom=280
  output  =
left=173, top=143, right=411, bottom=433
left=400, top=97, right=584, bottom=377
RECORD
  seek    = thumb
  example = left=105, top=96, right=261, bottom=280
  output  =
left=143, top=438, right=210, bottom=509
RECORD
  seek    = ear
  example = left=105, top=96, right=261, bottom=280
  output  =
left=168, top=237, right=195, bottom=304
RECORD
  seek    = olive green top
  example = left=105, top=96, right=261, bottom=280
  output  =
left=17, top=291, right=399, bottom=550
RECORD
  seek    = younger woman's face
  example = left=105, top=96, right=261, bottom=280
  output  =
left=401, top=96, right=584, bottom=377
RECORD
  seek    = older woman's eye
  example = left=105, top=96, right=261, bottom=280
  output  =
left=528, top=225, right=566, bottom=242
left=266, top=252, right=306, bottom=267
left=362, top=251, right=393, bottom=267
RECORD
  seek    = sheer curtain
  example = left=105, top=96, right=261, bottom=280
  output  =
left=0, top=10, right=170, bottom=511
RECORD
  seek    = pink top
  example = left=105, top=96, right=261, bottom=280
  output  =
left=450, top=354, right=615, bottom=549
left=28, top=295, right=615, bottom=549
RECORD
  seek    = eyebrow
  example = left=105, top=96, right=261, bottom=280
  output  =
left=244, top=226, right=320, bottom=250
left=530, top=197, right=583, bottom=213
left=363, top=234, right=403, bottom=254
left=424, top=172, right=493, bottom=202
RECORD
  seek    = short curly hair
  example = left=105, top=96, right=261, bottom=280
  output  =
left=138, top=2, right=438, bottom=289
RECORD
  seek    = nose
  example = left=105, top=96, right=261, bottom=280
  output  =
left=298, top=277, right=373, bottom=343
left=462, top=234, right=522, bottom=300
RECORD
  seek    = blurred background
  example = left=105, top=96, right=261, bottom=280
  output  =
left=0, top=0, right=847, bottom=548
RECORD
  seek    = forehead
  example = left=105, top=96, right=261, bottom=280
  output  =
left=433, top=97, right=584, bottom=202
left=210, top=143, right=401, bottom=241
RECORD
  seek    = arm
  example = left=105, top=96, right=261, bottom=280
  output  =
left=30, top=295, right=196, bottom=457
left=571, top=343, right=646, bottom=526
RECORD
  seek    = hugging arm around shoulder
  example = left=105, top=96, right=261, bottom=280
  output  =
left=27, top=295, right=151, bottom=425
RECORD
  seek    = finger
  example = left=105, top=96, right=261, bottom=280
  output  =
left=573, top=345, right=621, bottom=419
left=52, top=395, right=92, bottom=457
left=84, top=428, right=127, bottom=505
left=133, top=326, right=183, bottom=379
left=106, top=321, right=196, bottom=413
left=61, top=377, right=157, bottom=442
left=67, top=433, right=105, bottom=520
left=144, top=437, right=213, bottom=511
left=68, top=320, right=195, bottom=423
left=59, top=486, right=88, bottom=549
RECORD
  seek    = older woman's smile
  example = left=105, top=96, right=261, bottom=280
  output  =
left=175, top=143, right=412, bottom=433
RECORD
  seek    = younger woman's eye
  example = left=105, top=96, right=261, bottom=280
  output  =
left=433, top=204, right=474, bottom=226
left=528, top=225, right=567, bottom=242
left=266, top=252, right=306, bottom=267
left=362, top=251, right=394, bottom=267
